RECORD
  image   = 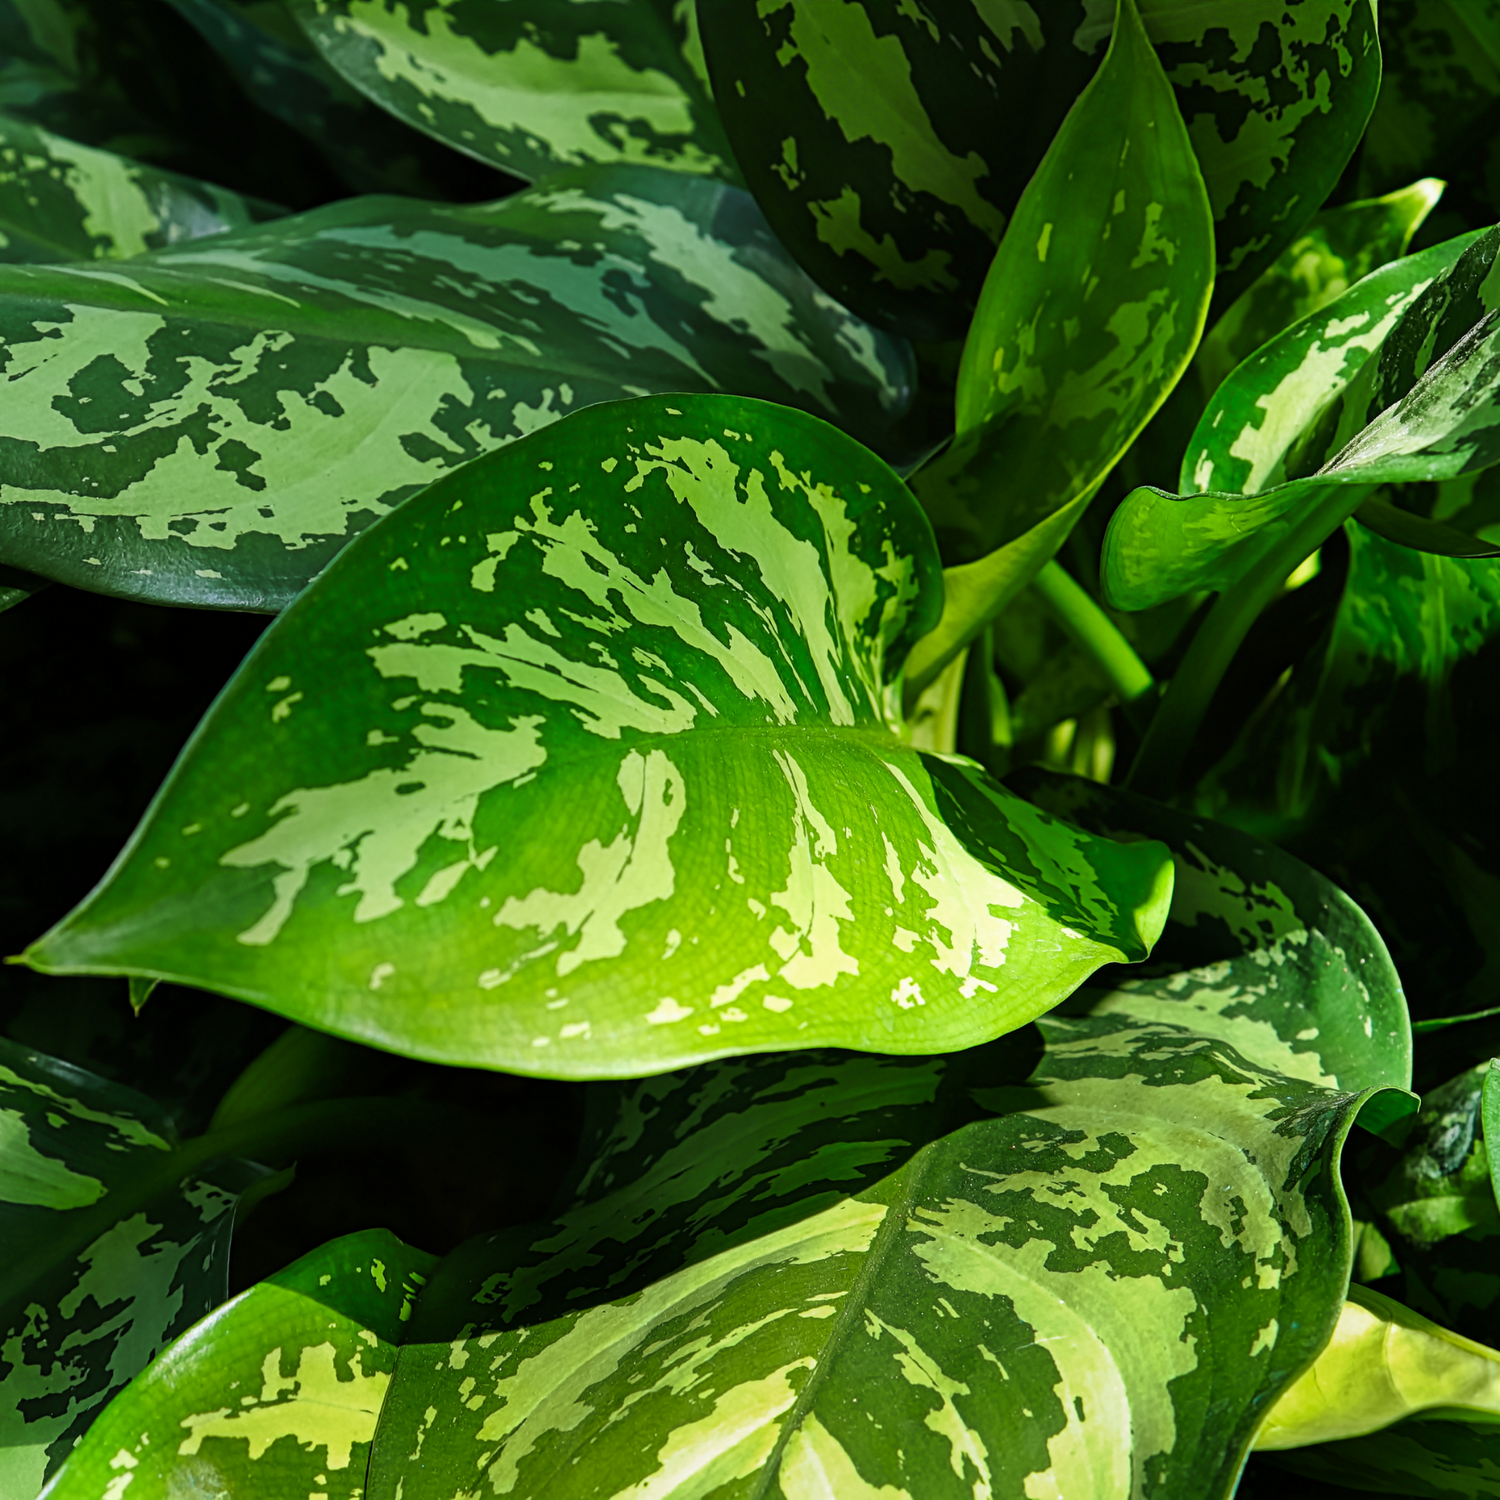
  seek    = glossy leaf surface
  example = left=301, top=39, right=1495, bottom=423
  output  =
left=287, top=0, right=737, bottom=187
left=0, top=165, right=912, bottom=611
left=0, top=109, right=270, bottom=265
left=914, top=0, right=1214, bottom=564
left=24, top=395, right=1173, bottom=1077
left=41, top=1229, right=435, bottom=1500
left=0, top=1041, right=260, bottom=1499
left=370, top=774, right=1406, bottom=1500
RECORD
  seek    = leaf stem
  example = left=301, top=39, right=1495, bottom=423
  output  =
left=1125, top=483, right=1369, bottom=800
left=1031, top=560, right=1154, bottom=704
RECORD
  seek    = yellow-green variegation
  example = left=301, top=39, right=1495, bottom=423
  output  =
left=23, top=394, right=1173, bottom=1078
left=285, top=0, right=738, bottom=188
left=0, top=1040, right=264, bottom=1500
left=0, top=164, right=912, bottom=611
left=366, top=774, right=1410, bottom=1500
left=39, top=1229, right=435, bottom=1500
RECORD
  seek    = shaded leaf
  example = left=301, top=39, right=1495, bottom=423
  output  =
left=1353, top=496, right=1500, bottom=559
left=0, top=164, right=913, bottom=611
left=0, top=1040, right=263, bottom=1499
left=286, top=0, right=738, bottom=187
left=369, top=774, right=1407, bottom=1500
left=1264, top=1414, right=1500, bottom=1498
left=23, top=394, right=1173, bottom=1078
left=40, top=1229, right=435, bottom=1500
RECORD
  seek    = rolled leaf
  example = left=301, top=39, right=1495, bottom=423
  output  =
left=39, top=1229, right=435, bottom=1500
left=23, top=394, right=1173, bottom=1078
left=370, top=776, right=1408, bottom=1500
left=0, top=1040, right=263, bottom=1499
left=0, top=164, right=913, bottom=611
left=285, top=0, right=738, bottom=187
left=915, top=0, right=1214, bottom=564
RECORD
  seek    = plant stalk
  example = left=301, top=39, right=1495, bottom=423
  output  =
left=1031, top=560, right=1154, bottom=704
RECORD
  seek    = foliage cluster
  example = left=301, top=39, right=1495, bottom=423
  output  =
left=9, top=2, right=1500, bottom=1496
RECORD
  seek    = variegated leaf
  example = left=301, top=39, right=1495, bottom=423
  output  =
left=39, top=1229, right=435, bottom=1500
left=369, top=775, right=1408, bottom=1500
left=1196, top=177, right=1445, bottom=400
left=0, top=109, right=271, bottom=266
left=0, top=164, right=912, bottom=611
left=1262, top=1415, right=1500, bottom=1498
left=285, top=0, right=738, bottom=187
left=0, top=1040, right=263, bottom=1499
left=22, top=394, right=1173, bottom=1077
left=913, top=0, right=1214, bottom=567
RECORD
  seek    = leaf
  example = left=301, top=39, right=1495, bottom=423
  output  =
left=1196, top=177, right=1445, bottom=399
left=0, top=1039, right=263, bottom=1499
left=1354, top=495, right=1500, bottom=558
left=39, top=1228, right=435, bottom=1500
left=0, top=108, right=272, bottom=265
left=163, top=0, right=506, bottom=199
left=23, top=393, right=1174, bottom=1078
left=368, top=775, right=1407, bottom=1500
left=1262, top=1414, right=1500, bottom=1499
left=0, top=164, right=913, bottom=611
left=1102, top=230, right=1500, bottom=612
left=0, top=562, right=47, bottom=614
left=914, top=0, right=1215, bottom=567
left=698, top=0, right=1102, bottom=341
left=285, top=0, right=738, bottom=187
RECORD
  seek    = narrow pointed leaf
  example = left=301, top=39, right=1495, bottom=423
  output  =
left=0, top=165, right=912, bottom=611
left=0, top=1041, right=263, bottom=1500
left=286, top=0, right=738, bottom=187
left=1354, top=495, right=1500, bottom=558
left=40, top=1229, right=435, bottom=1500
left=370, top=778, right=1408, bottom=1500
left=915, top=0, right=1214, bottom=563
left=23, top=394, right=1173, bottom=1078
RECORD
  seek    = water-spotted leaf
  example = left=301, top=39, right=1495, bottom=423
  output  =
left=1196, top=177, right=1445, bottom=400
left=40, top=1229, right=435, bottom=1500
left=913, top=0, right=1214, bottom=566
left=286, top=0, right=737, bottom=187
left=23, top=394, right=1173, bottom=1078
left=698, top=0, right=1103, bottom=342
left=1102, top=229, right=1500, bottom=611
left=0, top=109, right=272, bottom=265
left=0, top=164, right=912, bottom=612
left=163, top=0, right=508, bottom=200
left=367, top=776, right=1407, bottom=1500
left=0, top=1040, right=263, bottom=1499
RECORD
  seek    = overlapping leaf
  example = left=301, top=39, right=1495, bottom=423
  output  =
left=0, top=1040, right=263, bottom=1499
left=365, top=774, right=1409, bottom=1500
left=24, top=394, right=1173, bottom=1077
left=0, top=164, right=913, bottom=611
left=0, top=110, right=271, bottom=265
left=39, top=1229, right=434, bottom=1500
left=1103, top=227, right=1500, bottom=611
left=1264, top=1415, right=1500, bottom=1498
left=286, top=0, right=738, bottom=187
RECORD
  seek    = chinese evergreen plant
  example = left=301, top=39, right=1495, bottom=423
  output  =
left=7, top=1, right=1500, bottom=1496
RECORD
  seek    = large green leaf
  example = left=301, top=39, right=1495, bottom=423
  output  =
left=23, top=394, right=1173, bottom=1077
left=40, top=1229, right=435, bottom=1500
left=0, top=109, right=272, bottom=265
left=1102, top=228, right=1500, bottom=611
left=286, top=0, right=738, bottom=187
left=910, top=0, right=1213, bottom=576
left=367, top=775, right=1407, bottom=1500
left=0, top=164, right=913, bottom=611
left=0, top=1040, right=262, bottom=1499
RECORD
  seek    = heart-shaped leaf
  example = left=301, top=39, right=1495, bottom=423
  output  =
left=286, top=0, right=738, bottom=187
left=365, top=777, right=1408, bottom=1500
left=0, top=164, right=912, bottom=611
left=23, top=394, right=1172, bottom=1078
left=0, top=1041, right=264, bottom=1499
left=39, top=1229, right=435, bottom=1500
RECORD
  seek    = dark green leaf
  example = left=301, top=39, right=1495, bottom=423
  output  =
left=1265, top=1414, right=1500, bottom=1498
left=0, top=165, right=913, bottom=611
left=0, top=1040, right=263, bottom=1498
left=286, top=0, right=738, bottom=187
left=23, top=394, right=1173, bottom=1078
left=40, top=1229, right=435, bottom=1500
left=1354, top=495, right=1500, bottom=558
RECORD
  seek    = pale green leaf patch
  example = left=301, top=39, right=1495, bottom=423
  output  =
left=23, top=395, right=1172, bottom=1078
